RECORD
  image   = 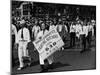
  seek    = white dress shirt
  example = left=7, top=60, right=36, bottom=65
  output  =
left=16, top=27, right=30, bottom=43
left=36, top=29, right=48, bottom=40
left=70, top=25, right=76, bottom=33
left=32, top=25, right=40, bottom=39
left=75, top=24, right=82, bottom=38
left=88, top=25, right=94, bottom=36
left=49, top=25, right=56, bottom=31
left=56, top=24, right=68, bottom=32
left=80, top=25, right=88, bottom=37
left=57, top=24, right=62, bottom=32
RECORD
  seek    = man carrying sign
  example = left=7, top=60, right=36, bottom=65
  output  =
left=35, top=22, right=54, bottom=72
left=34, top=22, right=64, bottom=72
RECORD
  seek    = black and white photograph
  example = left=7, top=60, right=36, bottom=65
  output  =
left=11, top=0, right=96, bottom=74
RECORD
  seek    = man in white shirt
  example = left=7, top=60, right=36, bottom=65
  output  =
left=49, top=21, right=56, bottom=31
left=56, top=21, right=67, bottom=50
left=70, top=22, right=76, bottom=47
left=36, top=22, right=54, bottom=72
left=12, top=24, right=17, bottom=38
left=16, top=20, right=31, bottom=70
left=75, top=22, right=82, bottom=39
left=75, top=22, right=82, bottom=48
left=91, top=19, right=96, bottom=37
left=56, top=21, right=68, bottom=39
left=11, top=24, right=17, bottom=67
left=80, top=23, right=88, bottom=53
left=32, top=20, right=40, bottom=41
left=87, top=22, right=94, bottom=47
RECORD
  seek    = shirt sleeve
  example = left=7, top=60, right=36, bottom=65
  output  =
left=36, top=31, right=42, bottom=40
left=27, top=29, right=31, bottom=42
left=12, top=25, right=17, bottom=43
left=16, top=31, right=19, bottom=44
left=15, top=27, right=17, bottom=43
left=32, top=26, right=35, bottom=37
left=70, top=25, right=72, bottom=33
left=92, top=26, right=94, bottom=36
left=65, top=25, right=68, bottom=32
left=32, top=26, right=35, bottom=33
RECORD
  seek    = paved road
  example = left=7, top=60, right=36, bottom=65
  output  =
left=12, top=46, right=96, bottom=74
left=12, top=36, right=96, bottom=74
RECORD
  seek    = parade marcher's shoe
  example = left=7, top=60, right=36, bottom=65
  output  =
left=27, top=62, right=31, bottom=67
left=70, top=45, right=72, bottom=48
left=40, top=65, right=48, bottom=72
left=61, top=47, right=64, bottom=51
left=80, top=49, right=86, bottom=53
left=27, top=58, right=31, bottom=67
left=80, top=50, right=84, bottom=53
left=17, top=67, right=24, bottom=70
left=48, top=64, right=53, bottom=69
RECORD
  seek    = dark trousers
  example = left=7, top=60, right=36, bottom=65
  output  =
left=87, top=31, right=92, bottom=46
left=70, top=32, right=75, bottom=47
left=81, top=34, right=86, bottom=50
left=12, top=35, right=15, bottom=67
left=94, top=26, right=96, bottom=37
left=75, top=36, right=81, bottom=48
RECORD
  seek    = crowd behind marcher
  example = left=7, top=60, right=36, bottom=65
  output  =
left=11, top=14, right=96, bottom=72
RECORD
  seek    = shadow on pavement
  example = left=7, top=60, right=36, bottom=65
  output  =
left=51, top=62, right=71, bottom=69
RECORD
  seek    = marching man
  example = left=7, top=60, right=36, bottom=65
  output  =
left=56, top=19, right=68, bottom=50
left=87, top=22, right=94, bottom=47
left=11, top=24, right=17, bottom=67
left=91, top=19, right=96, bottom=37
left=56, top=19, right=68, bottom=36
left=75, top=21, right=82, bottom=39
left=36, top=22, right=54, bottom=72
left=75, top=21, right=82, bottom=48
left=70, top=22, right=76, bottom=47
left=80, top=22, right=88, bottom=53
left=16, top=20, right=31, bottom=70
left=32, top=19, right=40, bottom=41
left=49, top=20, right=56, bottom=30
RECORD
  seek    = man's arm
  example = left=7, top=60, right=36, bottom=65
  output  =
left=92, top=26, right=94, bottom=36
left=26, top=29, right=31, bottom=43
left=64, top=25, right=68, bottom=32
left=14, top=33, right=19, bottom=50
left=14, top=26, right=17, bottom=44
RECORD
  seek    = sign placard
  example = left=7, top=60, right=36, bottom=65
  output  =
left=33, top=28, right=64, bottom=60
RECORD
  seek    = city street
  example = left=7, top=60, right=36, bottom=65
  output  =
left=12, top=42, right=96, bottom=74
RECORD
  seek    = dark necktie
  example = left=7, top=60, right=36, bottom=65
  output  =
left=82, top=26, right=83, bottom=32
left=21, top=28, right=23, bottom=39
left=43, top=30, right=45, bottom=35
